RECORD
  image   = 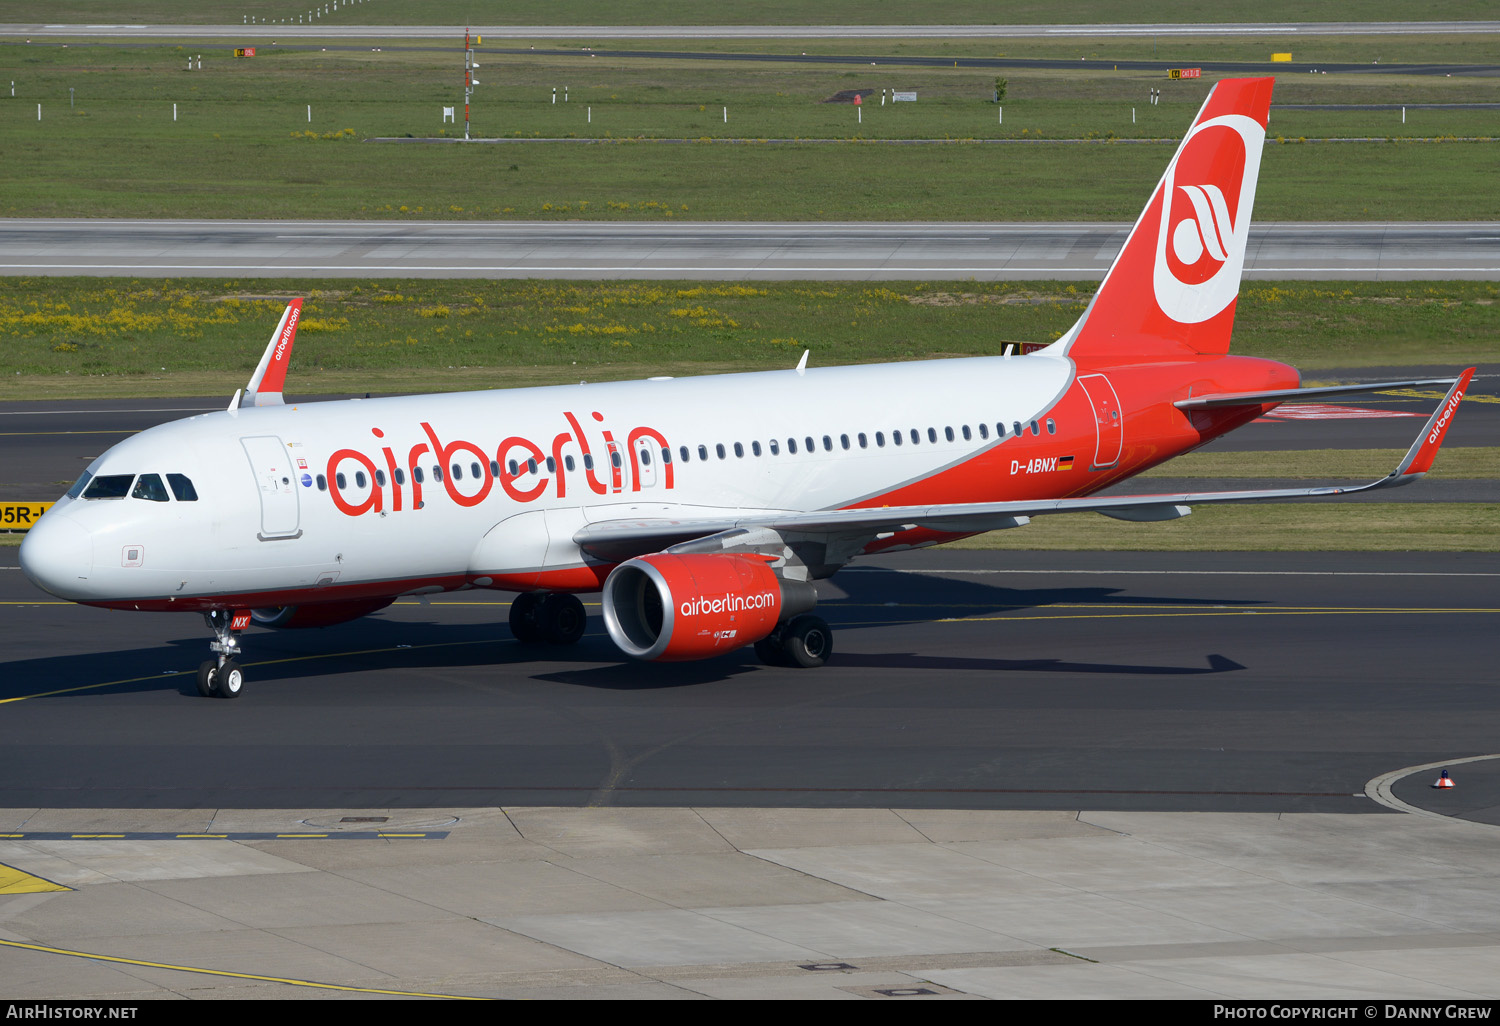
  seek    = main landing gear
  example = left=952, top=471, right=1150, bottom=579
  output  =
left=197, top=609, right=246, bottom=699
left=755, top=614, right=833, bottom=668
left=509, top=592, right=587, bottom=646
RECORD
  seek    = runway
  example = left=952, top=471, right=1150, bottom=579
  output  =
left=4, top=220, right=1498, bottom=280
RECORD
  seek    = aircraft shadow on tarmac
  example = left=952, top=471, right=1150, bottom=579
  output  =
left=2, top=571, right=1258, bottom=699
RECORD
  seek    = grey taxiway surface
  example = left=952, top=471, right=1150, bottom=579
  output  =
left=4, top=220, right=1499, bottom=281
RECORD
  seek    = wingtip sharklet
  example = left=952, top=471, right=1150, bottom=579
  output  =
left=1394, top=366, right=1474, bottom=480
left=242, top=298, right=303, bottom=407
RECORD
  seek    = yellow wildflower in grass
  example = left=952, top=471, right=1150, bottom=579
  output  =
left=299, top=317, right=350, bottom=333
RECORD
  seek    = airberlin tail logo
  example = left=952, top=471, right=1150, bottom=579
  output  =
left=274, top=305, right=299, bottom=363
left=1152, top=113, right=1264, bottom=325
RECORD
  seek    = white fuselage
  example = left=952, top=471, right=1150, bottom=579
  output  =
left=24, top=353, right=1074, bottom=608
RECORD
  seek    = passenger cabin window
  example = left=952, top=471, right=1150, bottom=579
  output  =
left=978, top=423, right=989, bottom=440
left=769, top=440, right=780, bottom=455
left=679, top=446, right=690, bottom=463
left=413, top=466, right=425, bottom=484
left=944, top=426, right=955, bottom=442
left=82, top=474, right=134, bottom=500
left=166, top=473, right=198, bottom=501
left=374, top=469, right=387, bottom=487
left=132, top=474, right=169, bottom=502
left=315, top=474, right=328, bottom=492
left=1047, top=419, right=1057, bottom=434
left=432, top=465, right=444, bottom=482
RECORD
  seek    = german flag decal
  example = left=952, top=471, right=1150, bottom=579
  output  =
left=1058, top=456, right=1075, bottom=471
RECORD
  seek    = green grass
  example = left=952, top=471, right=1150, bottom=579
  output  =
left=1, top=278, right=1494, bottom=399
left=2, top=44, right=1499, bottom=221
left=5, top=1, right=1495, bottom=27
left=942, top=503, right=1500, bottom=551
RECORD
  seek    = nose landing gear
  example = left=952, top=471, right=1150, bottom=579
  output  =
left=197, top=609, right=247, bottom=699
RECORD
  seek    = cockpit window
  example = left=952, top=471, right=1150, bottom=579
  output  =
left=82, top=474, right=134, bottom=499
left=167, top=474, right=198, bottom=501
left=131, top=474, right=170, bottom=502
left=65, top=471, right=93, bottom=499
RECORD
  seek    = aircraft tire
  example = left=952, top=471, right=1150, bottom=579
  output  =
left=509, top=593, right=543, bottom=644
left=755, top=636, right=789, bottom=667
left=540, top=593, right=586, bottom=645
left=196, top=659, right=219, bottom=697
left=215, top=660, right=245, bottom=699
left=781, top=615, right=832, bottom=668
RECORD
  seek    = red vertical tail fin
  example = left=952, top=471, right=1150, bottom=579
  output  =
left=1052, top=77, right=1273, bottom=369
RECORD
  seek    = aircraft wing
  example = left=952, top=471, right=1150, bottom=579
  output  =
left=574, top=368, right=1474, bottom=562
left=1175, top=375, right=1462, bottom=410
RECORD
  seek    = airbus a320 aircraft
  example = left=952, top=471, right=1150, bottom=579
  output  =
left=20, top=78, right=1474, bottom=698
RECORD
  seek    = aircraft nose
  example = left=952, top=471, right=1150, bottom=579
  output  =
left=19, top=512, right=93, bottom=599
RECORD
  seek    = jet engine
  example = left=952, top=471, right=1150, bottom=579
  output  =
left=249, top=597, right=395, bottom=629
left=601, top=553, right=816, bottom=662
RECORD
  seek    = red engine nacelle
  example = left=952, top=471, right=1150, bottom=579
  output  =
left=601, top=553, right=816, bottom=662
left=250, top=597, right=395, bottom=629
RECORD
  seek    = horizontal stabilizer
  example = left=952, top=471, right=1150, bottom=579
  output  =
left=242, top=298, right=303, bottom=408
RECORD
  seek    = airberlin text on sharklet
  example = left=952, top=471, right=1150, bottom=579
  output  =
left=19, top=78, right=1476, bottom=698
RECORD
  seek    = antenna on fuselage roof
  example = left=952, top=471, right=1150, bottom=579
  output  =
left=240, top=298, right=303, bottom=408
left=795, top=350, right=809, bottom=375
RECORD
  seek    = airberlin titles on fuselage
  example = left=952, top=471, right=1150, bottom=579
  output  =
left=324, top=411, right=673, bottom=517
